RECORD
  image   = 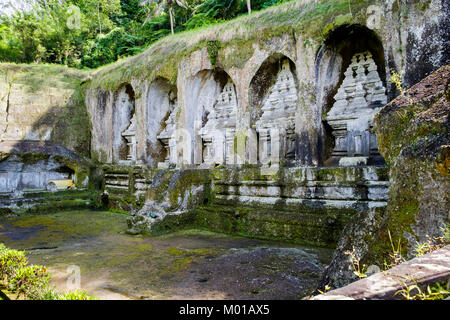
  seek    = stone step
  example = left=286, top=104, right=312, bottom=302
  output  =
left=213, top=184, right=388, bottom=201
left=105, top=184, right=129, bottom=190
left=105, top=179, right=129, bottom=186
left=134, top=183, right=150, bottom=190
left=212, top=180, right=389, bottom=187
left=194, top=202, right=372, bottom=247
left=105, top=173, right=129, bottom=179
left=210, top=166, right=389, bottom=184
left=0, top=189, right=96, bottom=213
left=213, top=194, right=387, bottom=210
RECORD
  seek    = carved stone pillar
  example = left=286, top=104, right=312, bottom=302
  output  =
left=258, top=129, right=271, bottom=166
left=157, top=105, right=179, bottom=168
left=121, top=113, right=137, bottom=164
left=225, top=128, right=236, bottom=165
left=202, top=136, right=214, bottom=165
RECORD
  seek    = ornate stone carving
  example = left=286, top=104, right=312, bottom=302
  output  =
left=255, top=59, right=298, bottom=166
left=157, top=101, right=179, bottom=168
left=199, top=80, right=238, bottom=166
left=325, top=51, right=387, bottom=166
left=121, top=113, right=137, bottom=163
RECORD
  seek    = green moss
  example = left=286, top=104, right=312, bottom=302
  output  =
left=194, top=203, right=354, bottom=247
left=0, top=63, right=88, bottom=93
left=218, top=40, right=255, bottom=69
left=415, top=0, right=431, bottom=11
left=0, top=210, right=127, bottom=249
left=166, top=247, right=219, bottom=257
left=163, top=256, right=195, bottom=274
left=206, top=40, right=221, bottom=67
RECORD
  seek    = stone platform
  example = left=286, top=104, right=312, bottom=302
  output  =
left=120, top=166, right=389, bottom=247
left=194, top=166, right=389, bottom=247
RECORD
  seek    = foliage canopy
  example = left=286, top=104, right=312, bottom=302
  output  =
left=0, top=0, right=291, bottom=69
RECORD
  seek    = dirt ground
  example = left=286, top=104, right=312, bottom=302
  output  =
left=0, top=210, right=332, bottom=300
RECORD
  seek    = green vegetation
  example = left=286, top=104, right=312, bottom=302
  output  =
left=0, top=243, right=97, bottom=300
left=0, top=0, right=292, bottom=69
left=85, top=0, right=374, bottom=91
left=346, top=223, right=450, bottom=300
left=396, top=281, right=450, bottom=300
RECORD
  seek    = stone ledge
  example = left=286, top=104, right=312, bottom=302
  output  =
left=312, top=245, right=450, bottom=300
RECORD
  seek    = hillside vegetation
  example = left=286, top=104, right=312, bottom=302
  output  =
left=0, top=0, right=291, bottom=69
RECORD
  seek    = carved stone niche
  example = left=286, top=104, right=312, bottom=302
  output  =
left=199, top=80, right=238, bottom=167
left=121, top=113, right=137, bottom=164
left=157, top=92, right=178, bottom=169
left=325, top=51, right=387, bottom=167
left=254, top=59, right=298, bottom=167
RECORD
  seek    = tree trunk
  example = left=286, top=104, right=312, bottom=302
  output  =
left=246, top=0, right=251, bottom=14
left=97, top=2, right=102, bottom=34
left=169, top=5, right=174, bottom=34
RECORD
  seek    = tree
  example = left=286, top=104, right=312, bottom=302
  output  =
left=246, top=0, right=251, bottom=14
left=141, top=0, right=188, bottom=34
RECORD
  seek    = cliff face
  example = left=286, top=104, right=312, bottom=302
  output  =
left=317, top=65, right=450, bottom=290
left=0, top=64, right=93, bottom=200
left=374, top=64, right=450, bottom=257
left=0, top=64, right=91, bottom=158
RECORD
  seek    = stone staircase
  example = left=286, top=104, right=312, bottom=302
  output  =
left=102, top=165, right=153, bottom=212
left=103, top=165, right=152, bottom=197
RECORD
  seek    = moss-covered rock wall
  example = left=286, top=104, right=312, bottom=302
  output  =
left=317, top=64, right=450, bottom=291
left=373, top=64, right=450, bottom=258
left=0, top=64, right=91, bottom=158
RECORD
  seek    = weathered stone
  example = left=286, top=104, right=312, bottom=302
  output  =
left=317, top=64, right=450, bottom=291
left=254, top=59, right=298, bottom=167
left=325, top=52, right=387, bottom=164
left=313, top=245, right=450, bottom=300
left=199, top=80, right=238, bottom=166
left=121, top=113, right=137, bottom=163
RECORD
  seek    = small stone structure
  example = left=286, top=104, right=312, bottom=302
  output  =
left=0, top=155, right=72, bottom=192
left=157, top=105, right=179, bottom=168
left=325, top=52, right=387, bottom=166
left=199, top=80, right=238, bottom=166
left=254, top=59, right=298, bottom=167
left=121, top=113, right=137, bottom=164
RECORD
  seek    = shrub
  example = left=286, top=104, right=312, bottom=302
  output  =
left=0, top=243, right=97, bottom=300
left=34, top=288, right=98, bottom=300
left=0, top=245, right=28, bottom=281
left=58, top=290, right=98, bottom=300
left=8, top=265, right=51, bottom=299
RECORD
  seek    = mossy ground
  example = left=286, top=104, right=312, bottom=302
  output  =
left=0, top=210, right=332, bottom=299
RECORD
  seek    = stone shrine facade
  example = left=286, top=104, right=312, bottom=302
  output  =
left=325, top=52, right=387, bottom=166
left=199, top=80, right=238, bottom=167
left=157, top=104, right=180, bottom=168
left=254, top=59, right=298, bottom=167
